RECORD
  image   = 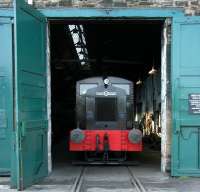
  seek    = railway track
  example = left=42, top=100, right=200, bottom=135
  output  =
left=70, top=166, right=146, bottom=192
left=70, top=166, right=87, bottom=192
left=127, top=166, right=147, bottom=192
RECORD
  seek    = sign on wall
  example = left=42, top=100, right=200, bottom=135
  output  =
left=189, top=94, right=200, bottom=114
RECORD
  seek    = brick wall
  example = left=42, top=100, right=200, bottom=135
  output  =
left=1, top=0, right=200, bottom=15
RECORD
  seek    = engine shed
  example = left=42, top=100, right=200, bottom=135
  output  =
left=0, top=0, right=200, bottom=190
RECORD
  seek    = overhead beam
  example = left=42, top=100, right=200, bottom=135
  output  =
left=40, top=8, right=184, bottom=19
left=0, top=7, right=184, bottom=19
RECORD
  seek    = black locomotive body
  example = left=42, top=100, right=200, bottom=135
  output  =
left=77, top=76, right=133, bottom=130
left=70, top=77, right=142, bottom=161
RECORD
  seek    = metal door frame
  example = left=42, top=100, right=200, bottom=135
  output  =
left=0, top=7, right=185, bottom=177
left=44, top=8, right=179, bottom=174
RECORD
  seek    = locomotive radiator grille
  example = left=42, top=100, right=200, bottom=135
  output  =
left=95, top=97, right=117, bottom=122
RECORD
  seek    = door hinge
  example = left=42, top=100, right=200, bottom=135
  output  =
left=19, top=121, right=26, bottom=137
left=13, top=142, right=16, bottom=152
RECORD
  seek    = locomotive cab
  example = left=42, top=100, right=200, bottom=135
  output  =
left=70, top=77, right=142, bottom=162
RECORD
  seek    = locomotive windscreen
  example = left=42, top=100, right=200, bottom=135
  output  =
left=112, top=84, right=130, bottom=95
left=95, top=98, right=117, bottom=121
left=80, top=84, right=97, bottom=95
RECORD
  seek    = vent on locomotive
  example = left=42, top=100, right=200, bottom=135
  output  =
left=95, top=97, right=117, bottom=122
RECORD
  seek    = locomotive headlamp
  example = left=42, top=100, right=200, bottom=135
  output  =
left=104, top=78, right=110, bottom=85
left=70, top=128, right=85, bottom=144
left=128, top=129, right=142, bottom=144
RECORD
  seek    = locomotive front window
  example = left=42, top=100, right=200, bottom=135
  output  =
left=112, top=84, right=130, bottom=95
left=80, top=84, right=97, bottom=95
left=95, top=97, right=117, bottom=121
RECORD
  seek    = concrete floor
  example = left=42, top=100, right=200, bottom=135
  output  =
left=1, top=148, right=200, bottom=192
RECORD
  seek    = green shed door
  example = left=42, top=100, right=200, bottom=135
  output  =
left=0, top=18, right=13, bottom=175
left=172, top=17, right=200, bottom=176
left=13, top=0, right=48, bottom=190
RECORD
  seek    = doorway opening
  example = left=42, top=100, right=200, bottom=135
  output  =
left=48, top=18, right=171, bottom=175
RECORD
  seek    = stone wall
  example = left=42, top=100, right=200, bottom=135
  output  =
left=0, top=0, right=12, bottom=7
left=1, top=0, right=200, bottom=15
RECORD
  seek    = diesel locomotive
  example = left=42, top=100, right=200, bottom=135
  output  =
left=69, top=77, right=142, bottom=162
